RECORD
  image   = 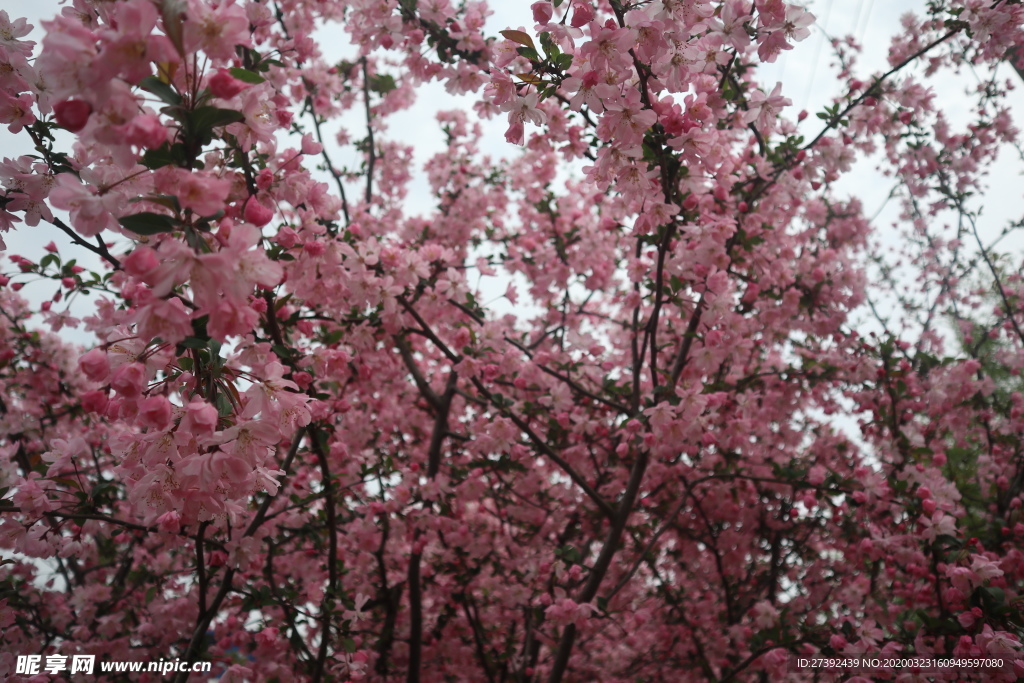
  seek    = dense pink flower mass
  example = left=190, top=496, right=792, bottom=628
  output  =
left=1, top=0, right=1024, bottom=681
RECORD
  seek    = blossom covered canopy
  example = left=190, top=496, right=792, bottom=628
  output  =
left=1, top=0, right=1024, bottom=681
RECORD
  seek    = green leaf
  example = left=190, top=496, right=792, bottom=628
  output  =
left=516, top=46, right=540, bottom=62
left=139, top=75, right=182, bottom=105
left=228, top=67, right=265, bottom=84
left=539, top=32, right=560, bottom=60
left=556, top=545, right=582, bottom=565
left=368, top=73, right=397, bottom=95
left=131, top=194, right=181, bottom=212
left=179, top=337, right=207, bottom=350
left=184, top=106, right=245, bottom=147
left=142, top=142, right=185, bottom=170
left=271, top=344, right=294, bottom=359
left=188, top=106, right=245, bottom=132
left=118, top=212, right=179, bottom=236
left=215, top=393, right=233, bottom=417
left=160, top=0, right=186, bottom=57
left=974, top=586, right=1006, bottom=611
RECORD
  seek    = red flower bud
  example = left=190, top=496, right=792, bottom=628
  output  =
left=208, top=69, right=249, bottom=99
left=532, top=1, right=554, bottom=23
left=53, top=99, right=92, bottom=132
left=570, top=1, right=594, bottom=28
left=244, top=198, right=275, bottom=227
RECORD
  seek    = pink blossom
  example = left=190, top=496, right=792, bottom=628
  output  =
left=110, top=362, right=147, bottom=399
left=155, top=510, right=181, bottom=534
left=78, top=348, right=110, bottom=382
left=531, top=2, right=554, bottom=25
left=80, top=389, right=109, bottom=414
left=122, top=114, right=166, bottom=149
left=123, top=247, right=160, bottom=279
left=501, top=93, right=546, bottom=146
left=600, top=91, right=657, bottom=147
left=975, top=625, right=1022, bottom=655
left=0, top=91, right=36, bottom=133
left=138, top=395, right=173, bottom=431
left=48, top=173, right=121, bottom=237
left=243, top=198, right=275, bottom=227
left=570, top=2, right=595, bottom=28
left=53, top=99, right=91, bottom=133
left=175, top=171, right=233, bottom=217
left=179, top=399, right=219, bottom=437
left=209, top=69, right=250, bottom=100
left=708, top=0, right=753, bottom=50
left=744, top=82, right=791, bottom=132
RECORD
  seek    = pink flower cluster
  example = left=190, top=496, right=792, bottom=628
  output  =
left=0, top=0, right=1023, bottom=681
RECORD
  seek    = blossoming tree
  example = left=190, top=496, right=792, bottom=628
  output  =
left=1, top=0, right=1023, bottom=680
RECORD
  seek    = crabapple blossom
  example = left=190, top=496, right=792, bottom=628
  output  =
left=0, top=0, right=1023, bottom=681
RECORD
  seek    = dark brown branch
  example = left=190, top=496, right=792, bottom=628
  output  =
left=408, top=373, right=456, bottom=683
left=546, top=448, right=649, bottom=682
left=47, top=217, right=122, bottom=270
left=309, top=430, right=339, bottom=683
left=173, top=428, right=306, bottom=683
left=361, top=57, right=377, bottom=205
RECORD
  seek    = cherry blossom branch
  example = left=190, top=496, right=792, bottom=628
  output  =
left=172, top=428, right=307, bottom=683
left=304, top=104, right=351, bottom=226
left=546, top=448, right=649, bottom=682
left=963, top=210, right=1024, bottom=347
left=373, top=516, right=401, bottom=675
left=195, top=521, right=210, bottom=618
left=407, top=371, right=456, bottom=683
left=603, top=494, right=688, bottom=602
left=503, top=335, right=631, bottom=415
left=399, top=296, right=616, bottom=519
left=361, top=57, right=376, bottom=205
left=0, top=508, right=227, bottom=550
left=309, top=429, right=338, bottom=683
left=172, top=567, right=237, bottom=683
left=396, top=336, right=442, bottom=410
left=645, top=221, right=679, bottom=391
left=46, top=216, right=122, bottom=270
left=668, top=293, right=706, bottom=388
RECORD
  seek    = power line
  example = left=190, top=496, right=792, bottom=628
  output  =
left=856, top=0, right=876, bottom=42
left=802, top=0, right=839, bottom=111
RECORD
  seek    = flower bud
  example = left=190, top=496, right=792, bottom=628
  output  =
left=531, top=1, right=553, bottom=23
left=208, top=69, right=249, bottom=99
left=570, top=1, right=594, bottom=28
left=111, top=362, right=147, bottom=399
left=244, top=199, right=274, bottom=227
left=53, top=99, right=92, bottom=132
left=79, top=349, right=111, bottom=382
left=123, top=114, right=167, bottom=149
left=123, top=246, right=160, bottom=279
left=138, top=395, right=173, bottom=430
left=80, top=390, right=109, bottom=414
